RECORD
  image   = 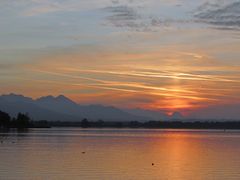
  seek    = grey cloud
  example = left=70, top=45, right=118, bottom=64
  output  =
left=104, top=6, right=139, bottom=22
left=150, top=17, right=191, bottom=27
left=102, top=5, right=149, bottom=31
left=102, top=4, right=189, bottom=32
left=194, top=1, right=240, bottom=31
left=111, top=0, right=120, bottom=5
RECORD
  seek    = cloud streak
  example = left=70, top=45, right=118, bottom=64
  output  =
left=60, top=67, right=240, bottom=83
left=30, top=68, right=225, bottom=102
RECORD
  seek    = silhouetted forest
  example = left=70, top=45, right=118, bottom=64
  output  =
left=0, top=110, right=31, bottom=129
left=1, top=110, right=240, bottom=129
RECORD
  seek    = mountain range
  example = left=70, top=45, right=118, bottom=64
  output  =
left=0, top=93, right=178, bottom=121
left=1, top=93, right=239, bottom=121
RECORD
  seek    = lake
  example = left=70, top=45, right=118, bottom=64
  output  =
left=0, top=128, right=240, bottom=180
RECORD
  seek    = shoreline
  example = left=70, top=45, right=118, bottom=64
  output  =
left=37, top=120, right=240, bottom=130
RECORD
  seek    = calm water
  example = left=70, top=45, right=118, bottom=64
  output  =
left=0, top=128, right=240, bottom=180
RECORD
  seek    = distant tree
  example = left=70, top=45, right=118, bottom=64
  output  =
left=0, top=110, right=11, bottom=128
left=96, top=119, right=104, bottom=127
left=33, top=120, right=49, bottom=128
left=113, top=122, right=123, bottom=128
left=14, top=113, right=31, bottom=129
left=81, top=118, right=90, bottom=128
left=129, top=121, right=140, bottom=128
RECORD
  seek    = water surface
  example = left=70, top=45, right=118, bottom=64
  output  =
left=0, top=128, right=240, bottom=180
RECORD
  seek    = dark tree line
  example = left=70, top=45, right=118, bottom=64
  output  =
left=49, top=119, right=240, bottom=129
left=1, top=109, right=240, bottom=129
left=0, top=110, right=31, bottom=129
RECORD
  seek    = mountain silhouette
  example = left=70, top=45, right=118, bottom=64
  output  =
left=0, top=93, right=147, bottom=121
left=125, top=108, right=169, bottom=120
left=1, top=93, right=238, bottom=121
left=189, top=104, right=240, bottom=120
left=0, top=94, right=77, bottom=121
left=170, top=112, right=184, bottom=120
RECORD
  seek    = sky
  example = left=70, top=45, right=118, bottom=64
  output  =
left=0, top=0, right=240, bottom=115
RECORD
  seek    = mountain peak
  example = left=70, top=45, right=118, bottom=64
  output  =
left=2, top=93, right=26, bottom=98
left=56, top=95, right=69, bottom=100
left=36, top=94, right=76, bottom=105
left=0, top=93, right=33, bottom=102
left=170, top=112, right=184, bottom=120
left=36, top=95, right=55, bottom=101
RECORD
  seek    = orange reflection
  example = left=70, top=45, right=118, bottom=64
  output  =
left=149, top=131, right=205, bottom=179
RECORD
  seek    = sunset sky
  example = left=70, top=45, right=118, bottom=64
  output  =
left=0, top=0, right=240, bottom=115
